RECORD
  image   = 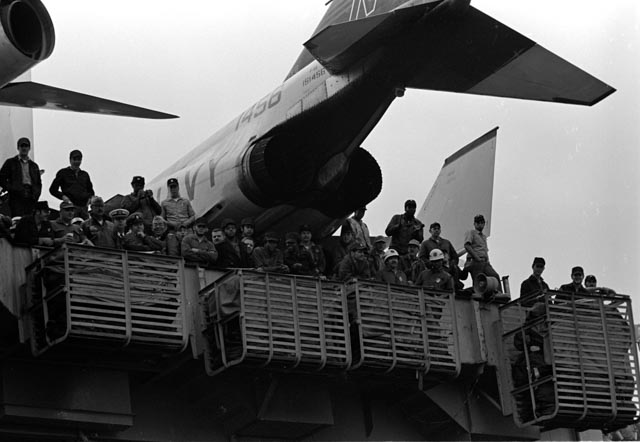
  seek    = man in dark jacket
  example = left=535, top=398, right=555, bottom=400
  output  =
left=121, top=176, right=162, bottom=233
left=338, top=241, right=372, bottom=282
left=81, top=196, right=116, bottom=248
left=558, top=266, right=589, bottom=297
left=519, top=257, right=550, bottom=306
left=13, top=201, right=55, bottom=247
left=0, top=137, right=42, bottom=216
left=49, top=149, right=94, bottom=219
left=385, top=199, right=424, bottom=256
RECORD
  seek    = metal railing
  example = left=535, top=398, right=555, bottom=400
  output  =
left=202, top=271, right=461, bottom=381
left=202, top=270, right=351, bottom=376
left=347, top=280, right=460, bottom=378
left=501, top=291, right=639, bottom=431
left=26, top=243, right=188, bottom=356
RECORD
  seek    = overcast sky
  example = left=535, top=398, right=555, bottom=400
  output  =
left=30, top=1, right=639, bottom=314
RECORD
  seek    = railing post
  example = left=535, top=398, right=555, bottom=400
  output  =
left=122, top=250, right=132, bottom=347
left=290, top=276, right=302, bottom=369
left=315, top=278, right=328, bottom=371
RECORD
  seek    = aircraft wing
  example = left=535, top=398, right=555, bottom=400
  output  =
left=304, top=4, right=614, bottom=106
left=0, top=82, right=178, bottom=119
left=417, top=127, right=497, bottom=255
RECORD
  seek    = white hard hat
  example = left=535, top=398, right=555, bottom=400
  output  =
left=429, top=248, right=444, bottom=261
left=384, top=249, right=399, bottom=261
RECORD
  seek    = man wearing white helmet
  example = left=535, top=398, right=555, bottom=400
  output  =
left=376, top=249, right=408, bottom=285
left=415, top=248, right=453, bottom=291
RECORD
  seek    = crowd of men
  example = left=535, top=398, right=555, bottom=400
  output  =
left=0, top=138, right=617, bottom=301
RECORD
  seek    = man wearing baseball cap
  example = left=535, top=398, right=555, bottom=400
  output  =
left=51, top=200, right=87, bottom=246
left=121, top=176, right=162, bottom=233
left=13, top=201, right=55, bottom=247
left=181, top=219, right=218, bottom=267
left=520, top=257, right=550, bottom=306
left=369, top=235, right=387, bottom=274
left=214, top=218, right=242, bottom=267
left=82, top=196, right=116, bottom=249
left=49, top=149, right=94, bottom=219
left=0, top=137, right=42, bottom=216
left=385, top=199, right=425, bottom=256
left=253, top=232, right=288, bottom=273
left=400, top=239, right=425, bottom=284
left=161, top=178, right=195, bottom=231
left=559, top=266, right=589, bottom=296
left=338, top=241, right=372, bottom=282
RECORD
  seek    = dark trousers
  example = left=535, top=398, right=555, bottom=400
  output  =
left=9, top=191, right=36, bottom=217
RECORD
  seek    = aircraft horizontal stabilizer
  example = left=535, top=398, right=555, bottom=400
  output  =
left=0, top=81, right=178, bottom=119
left=303, top=4, right=430, bottom=74
left=406, top=7, right=615, bottom=106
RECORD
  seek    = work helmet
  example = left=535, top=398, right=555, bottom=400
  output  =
left=384, top=249, right=399, bottom=262
left=429, top=248, right=444, bottom=261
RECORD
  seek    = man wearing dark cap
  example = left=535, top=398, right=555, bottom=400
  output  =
left=400, top=239, right=425, bottom=284
left=123, top=213, right=158, bottom=252
left=338, top=241, right=372, bottom=282
left=283, top=232, right=315, bottom=276
left=463, top=214, right=501, bottom=286
left=240, top=217, right=255, bottom=240
left=49, top=149, right=94, bottom=219
left=109, top=208, right=129, bottom=249
left=584, top=274, right=617, bottom=295
left=13, top=201, right=55, bottom=247
left=161, top=178, right=195, bottom=231
left=121, top=176, right=162, bottom=233
left=519, top=257, right=550, bottom=306
left=0, top=137, right=42, bottom=216
left=419, top=222, right=458, bottom=269
left=346, top=207, right=372, bottom=252
left=181, top=220, right=218, bottom=267
left=213, top=218, right=242, bottom=267
left=82, top=196, right=116, bottom=248
left=559, top=266, right=589, bottom=295
left=369, top=235, right=387, bottom=274
left=299, top=224, right=326, bottom=276
left=385, top=199, right=424, bottom=256
left=51, top=200, right=87, bottom=246
left=253, top=232, right=288, bottom=273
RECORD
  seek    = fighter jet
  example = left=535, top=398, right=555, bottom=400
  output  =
left=0, top=0, right=614, bottom=239
left=144, top=0, right=614, bottom=238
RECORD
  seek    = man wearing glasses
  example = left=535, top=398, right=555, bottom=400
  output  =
left=0, top=137, right=42, bottom=217
left=49, top=149, right=95, bottom=220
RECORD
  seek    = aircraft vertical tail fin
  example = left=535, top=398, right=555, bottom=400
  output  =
left=417, top=127, right=498, bottom=254
left=286, top=0, right=420, bottom=80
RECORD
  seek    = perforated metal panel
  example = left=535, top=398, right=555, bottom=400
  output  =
left=26, top=244, right=188, bottom=356
left=347, top=280, right=460, bottom=379
left=501, top=291, right=639, bottom=431
left=202, top=270, right=351, bottom=376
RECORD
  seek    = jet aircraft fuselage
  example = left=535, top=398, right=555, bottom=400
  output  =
left=145, top=0, right=614, bottom=239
